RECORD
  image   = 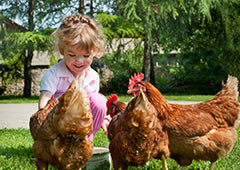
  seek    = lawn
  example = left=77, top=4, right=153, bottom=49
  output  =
left=1, top=95, right=239, bottom=104
left=0, top=128, right=239, bottom=169
left=0, top=94, right=239, bottom=169
left=0, top=95, right=218, bottom=104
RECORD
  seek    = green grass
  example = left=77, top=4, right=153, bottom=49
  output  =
left=0, top=95, right=39, bottom=104
left=107, top=94, right=240, bottom=103
left=0, top=129, right=36, bottom=169
left=0, top=95, right=219, bottom=104
left=1, top=94, right=239, bottom=104
left=164, top=95, right=214, bottom=102
left=0, top=128, right=239, bottom=169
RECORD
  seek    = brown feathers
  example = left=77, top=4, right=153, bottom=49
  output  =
left=108, top=89, right=169, bottom=170
left=30, top=77, right=93, bottom=170
left=127, top=73, right=239, bottom=169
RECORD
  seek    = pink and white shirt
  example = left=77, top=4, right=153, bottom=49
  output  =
left=40, top=59, right=99, bottom=98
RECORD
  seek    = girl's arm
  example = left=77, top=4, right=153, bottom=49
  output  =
left=39, top=90, right=53, bottom=109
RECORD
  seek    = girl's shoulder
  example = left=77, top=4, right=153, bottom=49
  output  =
left=87, top=67, right=99, bottom=79
left=88, top=66, right=98, bottom=75
left=45, top=59, right=70, bottom=77
left=48, top=59, right=65, bottom=71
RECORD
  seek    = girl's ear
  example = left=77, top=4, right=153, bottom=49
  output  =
left=58, top=44, right=64, bottom=55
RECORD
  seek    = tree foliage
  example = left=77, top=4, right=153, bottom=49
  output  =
left=1, top=30, right=53, bottom=83
left=123, top=0, right=240, bottom=94
left=0, top=0, right=65, bottom=97
left=162, top=0, right=240, bottom=94
left=95, top=13, right=143, bottom=40
left=0, top=0, right=240, bottom=96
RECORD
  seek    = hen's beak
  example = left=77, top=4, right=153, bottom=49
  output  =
left=127, top=89, right=134, bottom=94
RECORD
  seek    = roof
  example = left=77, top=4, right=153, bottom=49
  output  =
left=0, top=13, right=27, bottom=32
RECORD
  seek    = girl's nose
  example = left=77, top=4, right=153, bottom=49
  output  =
left=76, top=56, right=84, bottom=62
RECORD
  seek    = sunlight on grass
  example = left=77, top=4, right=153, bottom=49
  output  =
left=0, top=127, right=239, bottom=169
left=164, top=95, right=214, bottom=102
left=0, top=129, right=36, bottom=169
left=0, top=95, right=239, bottom=104
left=0, top=96, right=39, bottom=104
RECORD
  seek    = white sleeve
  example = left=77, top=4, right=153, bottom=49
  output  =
left=40, top=68, right=58, bottom=94
left=84, top=68, right=100, bottom=93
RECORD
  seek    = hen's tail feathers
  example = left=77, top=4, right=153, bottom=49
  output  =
left=221, top=75, right=240, bottom=128
left=224, top=75, right=240, bottom=128
left=235, top=112, right=240, bottom=129
left=222, top=75, right=239, bottom=100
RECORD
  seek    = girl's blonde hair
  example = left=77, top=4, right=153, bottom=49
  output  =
left=53, top=13, right=104, bottom=58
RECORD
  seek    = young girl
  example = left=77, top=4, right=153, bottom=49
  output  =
left=39, top=13, right=108, bottom=141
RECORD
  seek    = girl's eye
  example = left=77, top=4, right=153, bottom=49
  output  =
left=83, top=55, right=90, bottom=58
left=69, top=54, right=75, bottom=57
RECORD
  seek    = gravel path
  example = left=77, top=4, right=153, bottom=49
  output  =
left=0, top=103, right=38, bottom=129
left=0, top=101, right=200, bottom=129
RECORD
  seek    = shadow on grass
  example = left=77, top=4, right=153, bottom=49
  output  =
left=0, top=145, right=34, bottom=161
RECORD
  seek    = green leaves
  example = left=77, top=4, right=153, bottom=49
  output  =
left=4, top=31, right=53, bottom=57
left=125, top=0, right=142, bottom=21
left=0, top=31, right=53, bottom=84
left=95, top=13, right=142, bottom=39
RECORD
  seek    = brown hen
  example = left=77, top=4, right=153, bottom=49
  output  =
left=108, top=88, right=169, bottom=170
left=127, top=73, right=240, bottom=169
left=30, top=77, right=93, bottom=170
left=106, top=94, right=127, bottom=118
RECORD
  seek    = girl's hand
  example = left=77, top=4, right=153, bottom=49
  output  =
left=39, top=90, right=53, bottom=109
left=101, top=118, right=110, bottom=135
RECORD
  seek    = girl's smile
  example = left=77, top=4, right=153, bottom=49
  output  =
left=73, top=64, right=84, bottom=69
left=59, top=46, right=94, bottom=77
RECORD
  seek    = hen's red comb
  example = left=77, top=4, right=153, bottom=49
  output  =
left=128, top=73, right=144, bottom=89
left=106, top=94, right=118, bottom=109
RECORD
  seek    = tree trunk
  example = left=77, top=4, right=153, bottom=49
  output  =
left=23, top=0, right=34, bottom=97
left=79, top=0, right=84, bottom=14
left=23, top=49, right=33, bottom=97
left=143, top=32, right=151, bottom=82
left=150, top=54, right=155, bottom=85
left=89, top=0, right=93, bottom=17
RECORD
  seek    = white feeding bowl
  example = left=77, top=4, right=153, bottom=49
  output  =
left=85, top=147, right=111, bottom=170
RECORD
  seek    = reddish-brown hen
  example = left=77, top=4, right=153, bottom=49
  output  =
left=30, top=77, right=93, bottom=170
left=108, top=89, right=169, bottom=170
left=106, top=94, right=127, bottom=141
left=127, top=73, right=240, bottom=169
left=106, top=94, right=127, bottom=118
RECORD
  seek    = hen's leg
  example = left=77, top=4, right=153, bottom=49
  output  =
left=161, top=155, right=168, bottom=170
left=32, top=140, right=52, bottom=170
left=209, top=161, right=216, bottom=170
left=35, top=158, right=48, bottom=170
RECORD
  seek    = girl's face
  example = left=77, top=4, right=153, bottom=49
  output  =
left=59, top=46, right=94, bottom=77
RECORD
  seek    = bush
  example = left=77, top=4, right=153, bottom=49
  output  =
left=100, top=72, right=130, bottom=94
left=99, top=40, right=144, bottom=94
left=0, top=85, right=6, bottom=95
left=101, top=39, right=143, bottom=76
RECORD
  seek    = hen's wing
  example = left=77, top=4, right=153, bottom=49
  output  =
left=163, top=75, right=239, bottom=167
left=30, top=99, right=58, bottom=140
left=198, top=75, right=239, bottom=127
left=108, top=111, right=125, bottom=141
left=164, top=75, right=239, bottom=137
left=107, top=98, right=127, bottom=140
